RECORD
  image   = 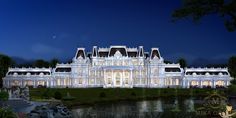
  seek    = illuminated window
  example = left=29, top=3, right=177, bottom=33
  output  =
left=79, top=79, right=82, bottom=84
left=108, top=78, right=112, bottom=84
left=116, top=73, right=121, bottom=85
left=191, top=81, right=198, bottom=86
left=125, top=78, right=128, bottom=84
left=216, top=80, right=224, bottom=86
left=176, top=79, right=179, bottom=85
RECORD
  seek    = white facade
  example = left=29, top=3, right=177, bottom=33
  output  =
left=183, top=67, right=231, bottom=88
left=2, top=45, right=232, bottom=88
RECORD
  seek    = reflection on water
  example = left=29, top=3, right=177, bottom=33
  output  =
left=155, top=100, right=163, bottom=112
left=185, top=99, right=195, bottom=112
left=72, top=98, right=236, bottom=118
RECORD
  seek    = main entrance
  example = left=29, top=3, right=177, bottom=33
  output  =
left=114, top=72, right=121, bottom=87
left=103, top=67, right=133, bottom=88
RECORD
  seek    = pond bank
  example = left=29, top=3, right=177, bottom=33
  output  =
left=29, top=88, right=228, bottom=108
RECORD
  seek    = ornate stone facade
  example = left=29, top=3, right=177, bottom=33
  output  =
left=2, top=45, right=232, bottom=88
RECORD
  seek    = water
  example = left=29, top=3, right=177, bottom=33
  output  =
left=72, top=98, right=236, bottom=118
left=8, top=89, right=12, bottom=99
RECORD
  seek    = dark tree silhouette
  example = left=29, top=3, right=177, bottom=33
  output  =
left=164, top=60, right=173, bottom=64
left=0, top=54, right=14, bottom=87
left=50, top=58, right=59, bottom=68
left=177, top=58, right=187, bottom=68
left=228, top=56, right=236, bottom=78
left=172, top=0, right=236, bottom=31
left=33, top=59, right=50, bottom=68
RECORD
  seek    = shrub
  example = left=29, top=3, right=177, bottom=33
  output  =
left=230, top=79, right=236, bottom=85
left=0, top=107, right=17, bottom=118
left=62, top=92, right=75, bottom=101
left=99, top=92, right=106, bottom=98
left=131, top=92, right=136, bottom=97
left=0, top=91, right=9, bottom=101
left=41, top=89, right=50, bottom=99
left=54, top=91, right=62, bottom=100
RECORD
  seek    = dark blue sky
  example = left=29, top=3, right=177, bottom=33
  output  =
left=0, top=0, right=235, bottom=63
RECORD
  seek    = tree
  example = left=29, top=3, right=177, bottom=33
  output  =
left=0, top=54, right=14, bottom=87
left=33, top=59, right=49, bottom=68
left=172, top=0, right=236, bottom=32
left=228, top=56, right=236, bottom=78
left=164, top=60, right=173, bottom=64
left=54, top=91, right=62, bottom=100
left=0, top=91, right=9, bottom=101
left=49, top=59, right=59, bottom=68
left=177, top=58, right=187, bottom=68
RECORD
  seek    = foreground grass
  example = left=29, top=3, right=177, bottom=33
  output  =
left=29, top=88, right=227, bottom=108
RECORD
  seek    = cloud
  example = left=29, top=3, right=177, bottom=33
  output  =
left=31, top=43, right=63, bottom=55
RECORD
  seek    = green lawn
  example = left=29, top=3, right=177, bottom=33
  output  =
left=29, top=88, right=226, bottom=108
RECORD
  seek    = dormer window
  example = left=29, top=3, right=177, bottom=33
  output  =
left=26, top=72, right=31, bottom=76
left=13, top=72, right=18, bottom=76
left=219, top=72, right=223, bottom=76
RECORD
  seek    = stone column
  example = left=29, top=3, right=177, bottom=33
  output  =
left=33, top=80, right=36, bottom=88
left=187, top=80, right=190, bottom=88
left=95, top=69, right=97, bottom=86
left=211, top=80, right=215, bottom=88
left=21, top=80, right=23, bottom=88
left=122, top=70, right=124, bottom=87
left=8, top=80, right=10, bottom=88
left=47, top=80, right=49, bottom=87
left=130, top=69, right=133, bottom=88
left=139, top=69, right=141, bottom=85
left=198, top=80, right=201, bottom=88
left=112, top=70, right=114, bottom=87
left=103, top=69, right=106, bottom=88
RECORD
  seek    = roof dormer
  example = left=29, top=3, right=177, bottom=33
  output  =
left=108, top=46, right=127, bottom=57
left=75, top=48, right=86, bottom=59
left=150, top=48, right=161, bottom=59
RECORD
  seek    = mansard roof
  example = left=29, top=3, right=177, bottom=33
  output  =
left=7, top=67, right=51, bottom=76
left=55, top=67, right=71, bottom=72
left=185, top=67, right=229, bottom=75
left=127, top=51, right=138, bottom=57
left=164, top=63, right=182, bottom=72
left=99, top=51, right=109, bottom=57
left=75, top=45, right=158, bottom=58
left=109, top=46, right=127, bottom=57
left=165, top=67, right=181, bottom=72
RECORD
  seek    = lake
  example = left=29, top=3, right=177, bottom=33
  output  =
left=72, top=97, right=236, bottom=118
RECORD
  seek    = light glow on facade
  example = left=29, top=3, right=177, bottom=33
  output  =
left=2, top=45, right=232, bottom=88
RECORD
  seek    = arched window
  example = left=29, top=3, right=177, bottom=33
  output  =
left=116, top=72, right=121, bottom=85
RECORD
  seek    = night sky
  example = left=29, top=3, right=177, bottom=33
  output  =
left=0, top=0, right=235, bottom=64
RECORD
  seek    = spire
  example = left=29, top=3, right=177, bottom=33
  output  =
left=139, top=46, right=144, bottom=57
left=92, top=46, right=98, bottom=57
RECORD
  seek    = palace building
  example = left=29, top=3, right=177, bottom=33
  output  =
left=2, top=45, right=232, bottom=88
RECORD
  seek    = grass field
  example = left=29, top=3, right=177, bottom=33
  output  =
left=29, top=88, right=227, bottom=108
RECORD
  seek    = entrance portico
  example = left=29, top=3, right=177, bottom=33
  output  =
left=103, top=66, right=133, bottom=88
